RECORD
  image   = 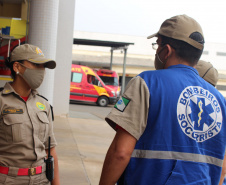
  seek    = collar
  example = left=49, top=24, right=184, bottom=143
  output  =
left=167, top=64, right=199, bottom=75
left=2, top=82, right=16, bottom=95
left=2, top=82, right=38, bottom=96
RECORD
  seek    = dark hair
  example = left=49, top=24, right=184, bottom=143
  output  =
left=159, top=34, right=204, bottom=66
left=5, top=58, right=24, bottom=79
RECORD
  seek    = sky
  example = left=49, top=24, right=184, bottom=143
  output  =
left=74, top=0, right=226, bottom=44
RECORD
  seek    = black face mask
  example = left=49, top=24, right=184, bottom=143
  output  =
left=154, top=46, right=167, bottom=70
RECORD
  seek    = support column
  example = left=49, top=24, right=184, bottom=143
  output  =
left=121, top=47, right=127, bottom=94
left=110, top=48, right=113, bottom=70
left=28, top=0, right=59, bottom=105
left=53, top=0, right=76, bottom=116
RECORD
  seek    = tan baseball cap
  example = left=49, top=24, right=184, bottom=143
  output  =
left=147, top=14, right=204, bottom=50
left=195, top=60, right=218, bottom=86
left=10, top=44, right=56, bottom=69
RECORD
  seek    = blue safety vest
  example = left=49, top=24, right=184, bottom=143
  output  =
left=223, top=178, right=226, bottom=185
left=118, top=65, right=226, bottom=185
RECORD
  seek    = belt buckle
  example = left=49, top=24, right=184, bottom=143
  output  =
left=28, top=167, right=36, bottom=176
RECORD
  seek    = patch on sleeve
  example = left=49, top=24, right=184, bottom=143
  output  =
left=114, top=97, right=130, bottom=112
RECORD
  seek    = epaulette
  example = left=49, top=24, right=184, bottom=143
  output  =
left=37, top=94, right=54, bottom=121
left=37, top=94, right=48, bottom=101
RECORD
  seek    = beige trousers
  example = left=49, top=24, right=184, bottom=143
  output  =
left=0, top=172, right=50, bottom=185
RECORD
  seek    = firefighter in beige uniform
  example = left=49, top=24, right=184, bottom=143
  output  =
left=0, top=44, right=60, bottom=185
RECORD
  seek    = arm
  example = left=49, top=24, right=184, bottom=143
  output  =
left=99, top=129, right=137, bottom=185
left=46, top=147, right=60, bottom=185
left=219, top=155, right=226, bottom=185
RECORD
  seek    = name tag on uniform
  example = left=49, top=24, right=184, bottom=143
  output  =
left=2, top=109, right=24, bottom=115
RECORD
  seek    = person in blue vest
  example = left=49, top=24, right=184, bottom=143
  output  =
left=99, top=14, right=226, bottom=185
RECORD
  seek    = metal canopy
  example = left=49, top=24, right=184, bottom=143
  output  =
left=73, top=38, right=134, bottom=94
left=73, top=38, right=133, bottom=48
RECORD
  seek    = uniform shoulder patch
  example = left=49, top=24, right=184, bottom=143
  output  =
left=36, top=102, right=46, bottom=110
left=114, top=97, right=130, bottom=112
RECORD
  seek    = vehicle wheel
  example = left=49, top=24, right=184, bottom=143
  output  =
left=97, top=96, right=109, bottom=107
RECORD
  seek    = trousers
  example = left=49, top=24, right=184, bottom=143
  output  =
left=0, top=172, right=50, bottom=185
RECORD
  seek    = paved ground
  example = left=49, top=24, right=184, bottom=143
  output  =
left=54, top=104, right=115, bottom=185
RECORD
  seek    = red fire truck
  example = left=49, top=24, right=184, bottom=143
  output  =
left=70, top=65, right=118, bottom=106
left=95, top=69, right=120, bottom=98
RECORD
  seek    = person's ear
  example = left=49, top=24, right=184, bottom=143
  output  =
left=163, top=44, right=173, bottom=59
left=158, top=45, right=170, bottom=60
left=13, top=62, right=20, bottom=74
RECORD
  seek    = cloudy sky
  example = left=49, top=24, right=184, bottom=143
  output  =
left=74, top=0, right=226, bottom=43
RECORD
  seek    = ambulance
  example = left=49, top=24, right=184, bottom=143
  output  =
left=70, top=64, right=118, bottom=106
left=95, top=69, right=120, bottom=97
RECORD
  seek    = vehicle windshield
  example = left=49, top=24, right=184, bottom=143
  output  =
left=99, top=76, right=119, bottom=86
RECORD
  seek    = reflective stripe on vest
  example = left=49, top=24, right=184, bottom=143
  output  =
left=131, top=149, right=223, bottom=167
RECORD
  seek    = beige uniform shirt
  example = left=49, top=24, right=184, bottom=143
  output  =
left=106, top=76, right=150, bottom=140
left=0, top=82, right=57, bottom=168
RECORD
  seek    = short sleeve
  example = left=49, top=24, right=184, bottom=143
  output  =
left=105, top=76, right=150, bottom=140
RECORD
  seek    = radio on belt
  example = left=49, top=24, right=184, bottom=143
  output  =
left=45, top=137, right=54, bottom=181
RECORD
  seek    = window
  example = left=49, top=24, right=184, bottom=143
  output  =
left=87, top=74, right=102, bottom=86
left=71, top=72, right=82, bottom=83
left=87, top=74, right=95, bottom=84
left=99, top=76, right=119, bottom=86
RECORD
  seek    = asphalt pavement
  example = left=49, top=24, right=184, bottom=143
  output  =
left=54, top=104, right=115, bottom=185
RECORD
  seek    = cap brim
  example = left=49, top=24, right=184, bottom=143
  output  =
left=28, top=57, right=56, bottom=69
left=147, top=33, right=158, bottom=39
